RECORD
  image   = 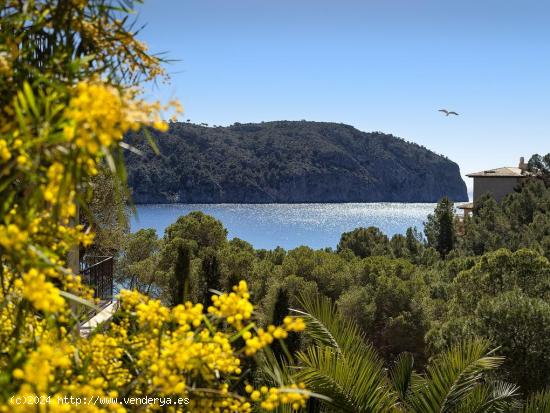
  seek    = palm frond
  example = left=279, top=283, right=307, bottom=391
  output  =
left=390, top=352, right=415, bottom=402
left=291, top=293, right=366, bottom=355
left=407, top=339, right=504, bottom=413
left=292, top=293, right=398, bottom=413
left=295, top=345, right=397, bottom=413
left=521, top=389, right=550, bottom=413
left=456, top=381, right=521, bottom=413
left=486, top=381, right=522, bottom=412
left=257, top=347, right=331, bottom=413
left=257, top=345, right=295, bottom=388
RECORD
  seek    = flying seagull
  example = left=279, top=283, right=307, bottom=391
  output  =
left=439, top=109, right=459, bottom=116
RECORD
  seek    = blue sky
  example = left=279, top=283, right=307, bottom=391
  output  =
left=136, top=0, right=549, bottom=190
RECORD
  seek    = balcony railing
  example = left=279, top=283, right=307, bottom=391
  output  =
left=80, top=256, right=114, bottom=302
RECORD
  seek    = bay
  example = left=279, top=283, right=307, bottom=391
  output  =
left=130, top=203, right=436, bottom=250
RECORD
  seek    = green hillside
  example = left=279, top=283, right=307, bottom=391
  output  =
left=124, top=121, right=468, bottom=203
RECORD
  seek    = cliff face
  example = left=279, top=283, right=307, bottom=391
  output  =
left=124, top=121, right=468, bottom=203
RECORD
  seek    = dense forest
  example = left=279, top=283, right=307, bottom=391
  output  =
left=110, top=154, right=550, bottom=410
left=124, top=121, right=468, bottom=203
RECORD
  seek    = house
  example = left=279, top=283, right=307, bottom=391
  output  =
left=458, top=157, right=530, bottom=217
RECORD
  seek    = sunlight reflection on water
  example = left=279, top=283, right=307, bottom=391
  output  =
left=131, top=203, right=436, bottom=250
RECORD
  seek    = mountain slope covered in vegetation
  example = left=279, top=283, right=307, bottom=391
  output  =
left=125, top=121, right=468, bottom=203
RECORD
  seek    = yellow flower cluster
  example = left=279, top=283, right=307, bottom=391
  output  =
left=64, top=82, right=136, bottom=154
left=135, top=298, right=170, bottom=330
left=0, top=138, right=10, bottom=161
left=149, top=329, right=243, bottom=392
left=244, top=317, right=306, bottom=356
left=118, top=289, right=145, bottom=308
left=0, top=271, right=50, bottom=355
left=43, top=163, right=64, bottom=201
left=0, top=52, right=12, bottom=78
left=283, top=315, right=307, bottom=332
left=15, top=268, right=65, bottom=313
left=0, top=223, right=28, bottom=250
left=40, top=162, right=79, bottom=221
left=208, top=280, right=253, bottom=328
left=63, top=81, right=173, bottom=157
left=99, top=286, right=308, bottom=411
left=81, top=333, right=131, bottom=389
left=8, top=333, right=126, bottom=413
left=172, top=301, right=204, bottom=329
left=0, top=301, right=15, bottom=354
left=244, top=327, right=276, bottom=356
left=246, top=384, right=309, bottom=411
left=12, top=342, right=72, bottom=393
left=206, top=281, right=306, bottom=357
left=1, top=2, right=312, bottom=411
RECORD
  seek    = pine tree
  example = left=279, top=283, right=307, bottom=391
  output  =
left=271, top=287, right=300, bottom=361
left=272, top=287, right=290, bottom=326
left=171, top=244, right=191, bottom=306
left=424, top=197, right=456, bottom=258
left=201, top=250, right=220, bottom=306
left=405, top=227, right=420, bottom=256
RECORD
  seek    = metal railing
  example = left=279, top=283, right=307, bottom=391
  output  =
left=80, top=256, right=113, bottom=302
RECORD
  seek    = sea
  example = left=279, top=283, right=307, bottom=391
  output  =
left=130, top=203, right=437, bottom=250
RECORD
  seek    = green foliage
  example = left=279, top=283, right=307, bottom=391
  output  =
left=459, top=195, right=512, bottom=255
left=219, top=238, right=256, bottom=291
left=476, top=291, right=550, bottom=392
left=280, top=247, right=354, bottom=300
left=429, top=249, right=550, bottom=393
left=424, top=197, right=456, bottom=258
left=406, top=227, right=424, bottom=257
left=81, top=165, right=130, bottom=257
left=259, top=275, right=319, bottom=327
left=355, top=256, right=415, bottom=284
left=165, top=211, right=228, bottom=253
left=371, top=273, right=428, bottom=365
left=291, top=294, right=529, bottom=413
left=521, top=389, right=550, bottom=413
left=527, top=153, right=550, bottom=187
left=336, top=287, right=376, bottom=340
left=453, top=249, right=550, bottom=308
left=337, top=226, right=390, bottom=258
left=390, top=234, right=409, bottom=258
left=337, top=256, right=427, bottom=365
left=116, top=228, right=164, bottom=295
